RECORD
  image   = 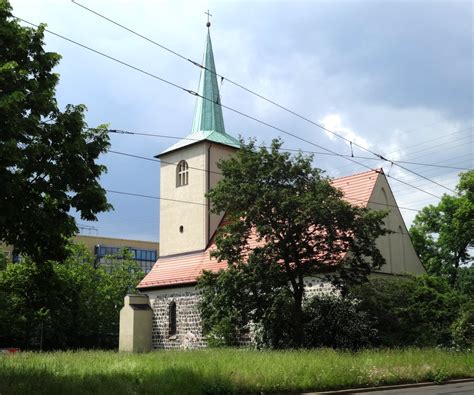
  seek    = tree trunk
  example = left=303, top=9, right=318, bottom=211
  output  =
left=291, top=288, right=304, bottom=347
left=449, top=253, right=460, bottom=287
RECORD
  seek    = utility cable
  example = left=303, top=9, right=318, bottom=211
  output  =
left=105, top=128, right=471, bottom=171
left=104, top=188, right=418, bottom=237
left=14, top=16, right=443, bottom=200
left=69, top=2, right=458, bottom=194
left=336, top=127, right=473, bottom=174
left=108, top=149, right=421, bottom=212
left=105, top=189, right=207, bottom=206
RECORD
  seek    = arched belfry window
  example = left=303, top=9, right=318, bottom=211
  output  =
left=169, top=301, right=177, bottom=336
left=177, top=160, right=189, bottom=187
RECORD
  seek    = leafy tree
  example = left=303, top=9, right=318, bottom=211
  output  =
left=0, top=244, right=143, bottom=349
left=0, top=258, right=64, bottom=348
left=0, top=0, right=111, bottom=265
left=198, top=255, right=290, bottom=347
left=457, top=266, right=474, bottom=298
left=200, top=139, right=388, bottom=347
left=410, top=170, right=473, bottom=286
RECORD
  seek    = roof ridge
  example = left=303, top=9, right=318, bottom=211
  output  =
left=332, top=168, right=383, bottom=182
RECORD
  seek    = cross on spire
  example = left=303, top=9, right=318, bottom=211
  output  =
left=204, top=10, right=212, bottom=28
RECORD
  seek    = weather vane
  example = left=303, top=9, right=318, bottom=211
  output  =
left=204, top=10, right=212, bottom=28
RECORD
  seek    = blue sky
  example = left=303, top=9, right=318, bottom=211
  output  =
left=10, top=0, right=473, bottom=242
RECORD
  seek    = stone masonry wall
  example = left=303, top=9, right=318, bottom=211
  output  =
left=303, top=277, right=338, bottom=299
left=147, top=278, right=336, bottom=350
left=150, top=287, right=205, bottom=349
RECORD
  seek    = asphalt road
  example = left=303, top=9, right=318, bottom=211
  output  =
left=351, top=381, right=474, bottom=394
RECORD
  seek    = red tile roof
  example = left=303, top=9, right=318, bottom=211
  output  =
left=138, top=169, right=382, bottom=290
left=332, top=168, right=381, bottom=207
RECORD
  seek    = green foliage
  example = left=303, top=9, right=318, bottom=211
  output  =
left=410, top=170, right=473, bottom=285
left=254, top=288, right=297, bottom=349
left=0, top=250, right=7, bottom=270
left=202, top=138, right=388, bottom=347
left=456, top=266, right=474, bottom=297
left=0, top=0, right=111, bottom=264
left=303, top=295, right=377, bottom=350
left=451, top=301, right=474, bottom=349
left=198, top=255, right=288, bottom=347
left=350, top=276, right=465, bottom=347
left=0, top=244, right=143, bottom=349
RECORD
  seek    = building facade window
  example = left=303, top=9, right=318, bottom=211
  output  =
left=94, top=245, right=157, bottom=274
left=169, top=301, right=177, bottom=337
left=177, top=160, right=189, bottom=187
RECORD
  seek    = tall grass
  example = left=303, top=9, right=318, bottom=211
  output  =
left=0, top=348, right=472, bottom=394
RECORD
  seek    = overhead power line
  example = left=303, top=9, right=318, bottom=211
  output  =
left=105, top=128, right=471, bottom=171
left=106, top=189, right=207, bottom=206
left=105, top=189, right=414, bottom=236
left=106, top=187, right=420, bottom=215
left=14, top=16, right=444, bottom=200
left=385, top=128, right=473, bottom=159
left=69, top=1, right=458, bottom=195
left=108, top=149, right=421, bottom=213
left=336, top=128, right=473, bottom=174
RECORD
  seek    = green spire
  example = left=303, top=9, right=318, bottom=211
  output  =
left=157, top=26, right=240, bottom=157
left=191, top=30, right=226, bottom=134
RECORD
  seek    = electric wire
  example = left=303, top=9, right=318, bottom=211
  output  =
left=104, top=189, right=416, bottom=237
left=107, top=147, right=455, bottom=209
left=383, top=127, right=473, bottom=158
left=108, top=149, right=421, bottom=212
left=105, top=128, right=471, bottom=171
left=13, top=16, right=444, bottom=200
left=333, top=128, right=473, bottom=174
left=106, top=189, right=207, bottom=206
left=69, top=1, right=459, bottom=194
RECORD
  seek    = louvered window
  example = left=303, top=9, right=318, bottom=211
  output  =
left=177, top=160, right=189, bottom=187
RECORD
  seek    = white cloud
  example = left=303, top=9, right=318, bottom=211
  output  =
left=318, top=113, right=371, bottom=149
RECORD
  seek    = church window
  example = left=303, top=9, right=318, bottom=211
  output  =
left=169, top=301, right=177, bottom=336
left=179, top=225, right=184, bottom=233
left=177, top=160, right=189, bottom=187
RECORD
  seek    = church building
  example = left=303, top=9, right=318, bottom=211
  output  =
left=121, top=24, right=425, bottom=351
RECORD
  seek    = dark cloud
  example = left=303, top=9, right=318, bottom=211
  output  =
left=10, top=0, right=472, bottom=240
left=229, top=0, right=473, bottom=120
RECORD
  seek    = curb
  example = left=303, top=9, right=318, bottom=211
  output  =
left=302, top=377, right=474, bottom=394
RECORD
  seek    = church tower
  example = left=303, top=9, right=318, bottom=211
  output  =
left=156, top=24, right=240, bottom=257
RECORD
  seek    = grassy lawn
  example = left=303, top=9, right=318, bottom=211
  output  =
left=0, top=348, right=472, bottom=394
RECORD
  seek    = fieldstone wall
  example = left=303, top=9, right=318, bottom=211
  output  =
left=146, top=278, right=336, bottom=350
left=303, top=277, right=338, bottom=299
left=149, top=287, right=205, bottom=349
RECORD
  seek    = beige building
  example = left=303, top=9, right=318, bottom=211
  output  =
left=74, top=235, right=159, bottom=274
left=1, top=235, right=159, bottom=274
left=119, top=25, right=425, bottom=352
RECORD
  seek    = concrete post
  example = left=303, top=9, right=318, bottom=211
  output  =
left=119, top=294, right=153, bottom=352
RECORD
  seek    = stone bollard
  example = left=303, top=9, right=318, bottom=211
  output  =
left=119, top=294, right=153, bottom=352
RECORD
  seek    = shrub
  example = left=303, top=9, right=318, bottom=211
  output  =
left=349, top=275, right=464, bottom=347
left=0, top=244, right=143, bottom=349
left=451, top=301, right=474, bottom=349
left=254, top=289, right=297, bottom=349
left=303, top=294, right=377, bottom=350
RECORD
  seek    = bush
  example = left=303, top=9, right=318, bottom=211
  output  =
left=0, top=244, right=143, bottom=350
left=349, top=275, right=464, bottom=347
left=451, top=301, right=474, bottom=349
left=254, top=288, right=297, bottom=349
left=303, top=294, right=377, bottom=350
